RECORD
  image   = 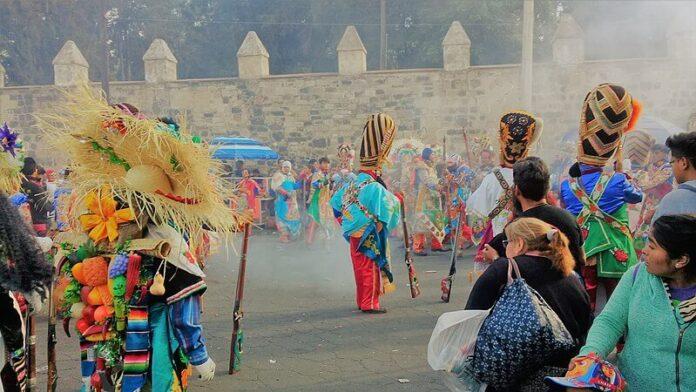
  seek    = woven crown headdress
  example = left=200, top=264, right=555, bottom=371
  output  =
left=360, top=113, right=397, bottom=170
left=498, top=111, right=543, bottom=167
left=39, top=87, right=248, bottom=245
left=624, top=130, right=655, bottom=168
left=578, top=83, right=641, bottom=167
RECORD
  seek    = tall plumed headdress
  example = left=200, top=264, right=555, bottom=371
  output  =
left=577, top=83, right=641, bottom=168
left=336, top=143, right=355, bottom=170
left=359, top=113, right=397, bottom=170
left=39, top=87, right=249, bottom=246
left=0, top=122, right=22, bottom=194
left=498, top=111, right=543, bottom=167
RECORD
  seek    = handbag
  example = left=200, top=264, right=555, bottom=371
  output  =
left=472, top=258, right=575, bottom=389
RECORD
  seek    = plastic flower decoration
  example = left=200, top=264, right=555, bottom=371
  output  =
left=0, top=122, right=19, bottom=157
left=79, top=188, right=135, bottom=243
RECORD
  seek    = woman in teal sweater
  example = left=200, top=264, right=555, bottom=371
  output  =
left=570, top=215, right=696, bottom=392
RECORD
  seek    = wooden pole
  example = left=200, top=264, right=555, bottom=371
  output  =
left=229, top=223, right=251, bottom=374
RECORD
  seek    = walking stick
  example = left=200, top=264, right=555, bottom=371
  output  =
left=462, top=128, right=474, bottom=169
left=441, top=203, right=466, bottom=303
left=26, top=311, right=36, bottom=391
left=229, top=223, right=251, bottom=374
left=398, top=194, right=421, bottom=298
left=47, top=279, right=58, bottom=392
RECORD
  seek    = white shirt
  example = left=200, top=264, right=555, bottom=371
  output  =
left=467, top=167, right=514, bottom=235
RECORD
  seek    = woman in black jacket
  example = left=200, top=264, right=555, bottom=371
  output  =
left=466, top=217, right=592, bottom=389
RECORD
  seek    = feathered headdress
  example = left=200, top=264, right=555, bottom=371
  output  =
left=38, top=87, right=249, bottom=246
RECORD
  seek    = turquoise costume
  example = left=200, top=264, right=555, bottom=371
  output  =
left=331, top=172, right=400, bottom=277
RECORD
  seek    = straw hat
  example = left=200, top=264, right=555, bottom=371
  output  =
left=40, top=87, right=249, bottom=245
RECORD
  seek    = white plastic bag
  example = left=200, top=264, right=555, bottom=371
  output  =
left=427, top=309, right=490, bottom=392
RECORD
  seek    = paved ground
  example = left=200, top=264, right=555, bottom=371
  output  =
left=30, top=230, right=478, bottom=391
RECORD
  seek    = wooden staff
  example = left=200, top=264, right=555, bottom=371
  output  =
left=398, top=194, right=421, bottom=298
left=47, top=259, right=61, bottom=392
left=229, top=223, right=251, bottom=374
left=26, top=311, right=36, bottom=391
left=462, top=128, right=474, bottom=168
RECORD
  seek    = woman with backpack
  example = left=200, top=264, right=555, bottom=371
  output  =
left=465, top=217, right=592, bottom=389
left=561, top=214, right=696, bottom=392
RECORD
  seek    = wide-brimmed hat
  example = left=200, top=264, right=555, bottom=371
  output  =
left=40, top=87, right=249, bottom=245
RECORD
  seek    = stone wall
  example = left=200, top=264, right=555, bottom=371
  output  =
left=1, top=16, right=695, bottom=165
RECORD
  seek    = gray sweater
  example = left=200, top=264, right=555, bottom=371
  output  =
left=651, top=179, right=696, bottom=224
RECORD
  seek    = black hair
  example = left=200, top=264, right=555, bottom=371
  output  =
left=21, top=157, right=37, bottom=176
left=308, top=159, right=317, bottom=165
left=319, top=157, right=330, bottom=164
left=652, top=214, right=696, bottom=278
left=0, top=194, right=53, bottom=296
left=665, top=132, right=696, bottom=169
left=513, top=157, right=550, bottom=202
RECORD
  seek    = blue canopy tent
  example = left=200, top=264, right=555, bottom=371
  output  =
left=210, top=137, right=279, bottom=160
left=562, top=115, right=684, bottom=144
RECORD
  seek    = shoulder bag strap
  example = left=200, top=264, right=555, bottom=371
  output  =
left=506, top=257, right=522, bottom=285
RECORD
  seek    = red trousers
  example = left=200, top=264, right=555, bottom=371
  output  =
left=582, top=265, right=619, bottom=312
left=413, top=233, right=443, bottom=253
left=349, top=237, right=381, bottom=311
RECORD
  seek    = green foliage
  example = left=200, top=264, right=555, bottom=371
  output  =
left=0, top=0, right=678, bottom=85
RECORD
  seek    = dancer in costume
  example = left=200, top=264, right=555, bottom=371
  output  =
left=306, top=157, right=334, bottom=244
left=238, top=169, right=263, bottom=222
left=560, top=83, right=643, bottom=312
left=271, top=161, right=301, bottom=243
left=42, top=90, right=248, bottom=391
left=331, top=113, right=400, bottom=314
left=467, top=111, right=543, bottom=272
left=0, top=123, right=53, bottom=392
left=332, top=144, right=357, bottom=190
left=444, top=154, right=474, bottom=252
left=412, top=147, right=447, bottom=255
left=631, top=142, right=673, bottom=256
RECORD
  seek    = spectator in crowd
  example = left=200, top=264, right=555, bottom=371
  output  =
left=569, top=214, right=696, bottom=391
left=20, top=157, right=52, bottom=235
left=651, top=132, right=696, bottom=224
left=482, top=157, right=585, bottom=272
left=467, top=217, right=592, bottom=369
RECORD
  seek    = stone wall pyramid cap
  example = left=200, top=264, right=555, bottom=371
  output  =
left=143, top=38, right=178, bottom=63
left=237, top=31, right=270, bottom=58
left=554, top=14, right=583, bottom=40
left=337, top=25, right=367, bottom=52
left=443, top=21, right=471, bottom=46
left=52, top=40, right=89, bottom=66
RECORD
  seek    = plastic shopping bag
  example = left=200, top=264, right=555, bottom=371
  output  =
left=427, top=309, right=490, bottom=392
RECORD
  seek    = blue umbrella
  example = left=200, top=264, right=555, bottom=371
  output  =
left=562, top=115, right=684, bottom=144
left=210, top=136, right=279, bottom=160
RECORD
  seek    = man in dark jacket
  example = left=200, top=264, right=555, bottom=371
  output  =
left=483, top=157, right=586, bottom=271
left=20, top=157, right=52, bottom=235
left=651, top=131, right=696, bottom=224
